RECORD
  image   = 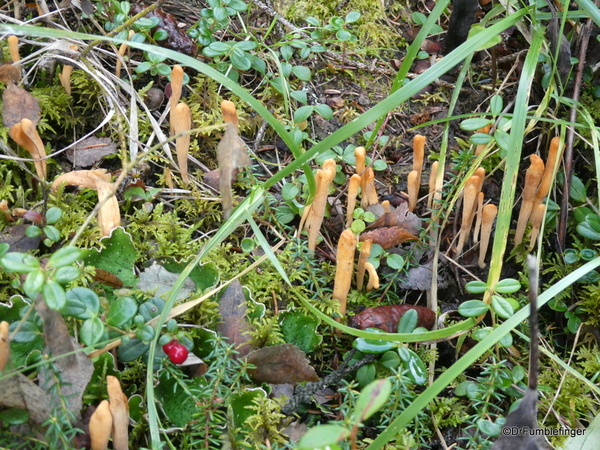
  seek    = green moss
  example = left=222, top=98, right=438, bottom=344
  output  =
left=430, top=397, right=468, bottom=428
left=242, top=394, right=287, bottom=447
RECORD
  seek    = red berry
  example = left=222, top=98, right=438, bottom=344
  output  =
left=162, top=340, right=177, bottom=355
left=167, top=343, right=189, bottom=364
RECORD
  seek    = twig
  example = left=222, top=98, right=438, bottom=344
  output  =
left=557, top=19, right=592, bottom=250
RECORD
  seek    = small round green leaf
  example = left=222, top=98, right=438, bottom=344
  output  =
left=25, top=225, right=42, bottom=238
left=0, top=408, right=29, bottom=425
left=43, top=280, right=66, bottom=310
left=495, top=278, right=521, bottom=294
left=460, top=118, right=491, bottom=131
left=386, top=254, right=404, bottom=270
left=46, top=246, right=82, bottom=269
left=43, top=225, right=61, bottom=242
left=465, top=280, right=488, bottom=294
left=135, top=324, right=155, bottom=342
left=118, top=337, right=150, bottom=362
left=0, top=253, right=40, bottom=273
left=345, top=11, right=361, bottom=23
left=458, top=300, right=489, bottom=317
left=293, top=105, right=314, bottom=124
left=106, top=296, right=138, bottom=328
left=65, top=287, right=100, bottom=318
left=580, top=248, right=597, bottom=261
left=356, top=363, right=376, bottom=387
left=491, top=295, right=514, bottom=319
left=477, top=419, right=501, bottom=437
left=490, top=95, right=503, bottom=115
left=569, top=175, right=586, bottom=203
left=379, top=351, right=401, bottom=369
left=45, top=207, right=63, bottom=225
left=52, top=266, right=81, bottom=285
left=291, top=65, right=311, bottom=81
left=282, top=183, right=300, bottom=201
left=314, top=104, right=333, bottom=119
left=397, top=309, right=418, bottom=333
left=23, top=268, right=45, bottom=299
left=564, top=248, right=580, bottom=264
left=240, top=238, right=255, bottom=253
left=80, top=317, right=105, bottom=346
left=400, top=348, right=427, bottom=385
left=353, top=329, right=395, bottom=354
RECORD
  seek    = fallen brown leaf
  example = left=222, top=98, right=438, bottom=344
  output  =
left=217, top=279, right=252, bottom=358
left=66, top=136, right=117, bottom=168
left=245, top=344, right=319, bottom=384
left=2, top=82, right=41, bottom=128
left=0, top=64, right=21, bottom=84
left=0, top=372, right=52, bottom=424
left=349, top=304, right=436, bottom=332
left=359, top=227, right=418, bottom=249
left=366, top=202, right=422, bottom=235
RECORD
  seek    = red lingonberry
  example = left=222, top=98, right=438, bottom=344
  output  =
left=162, top=340, right=178, bottom=355
left=167, top=343, right=189, bottom=364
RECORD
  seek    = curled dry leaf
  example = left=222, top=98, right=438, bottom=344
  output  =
left=245, top=344, right=319, bottom=385
left=359, top=226, right=418, bottom=249
left=349, top=304, right=436, bottom=332
left=366, top=202, right=422, bottom=235
left=2, top=81, right=40, bottom=128
left=0, top=64, right=21, bottom=84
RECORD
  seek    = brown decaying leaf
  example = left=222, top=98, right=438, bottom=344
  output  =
left=93, top=268, right=124, bottom=288
left=349, top=304, right=436, bottom=332
left=245, top=344, right=319, bottom=384
left=359, top=226, right=418, bottom=249
left=2, top=82, right=41, bottom=128
left=366, top=201, right=422, bottom=235
left=0, top=372, right=52, bottom=424
left=0, top=64, right=21, bottom=84
left=36, top=299, right=94, bottom=421
left=217, top=279, right=252, bottom=358
left=217, top=122, right=250, bottom=220
left=0, top=223, right=41, bottom=253
left=66, top=136, right=117, bottom=168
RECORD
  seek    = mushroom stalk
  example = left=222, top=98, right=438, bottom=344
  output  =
left=407, top=169, right=419, bottom=212
left=365, top=262, right=380, bottom=291
left=361, top=167, right=379, bottom=208
left=333, top=229, right=357, bottom=318
left=473, top=191, right=484, bottom=243
left=169, top=65, right=184, bottom=135
left=514, top=154, right=545, bottom=244
left=89, top=400, right=113, bottom=450
left=0, top=321, right=9, bottom=371
left=107, top=376, right=129, bottom=450
left=528, top=203, right=547, bottom=252
left=456, top=175, right=481, bottom=256
left=478, top=204, right=497, bottom=268
left=427, top=161, right=439, bottom=209
left=115, top=31, right=135, bottom=77
left=356, top=238, right=373, bottom=291
left=346, top=174, right=361, bottom=228
left=171, top=102, right=191, bottom=184
left=8, top=35, right=19, bottom=62
left=304, top=159, right=337, bottom=251
left=10, top=119, right=47, bottom=180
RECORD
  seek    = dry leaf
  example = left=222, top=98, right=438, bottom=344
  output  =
left=66, top=136, right=117, bottom=168
left=349, top=305, right=436, bottom=332
left=245, top=344, right=319, bottom=384
left=2, top=82, right=41, bottom=128
left=217, top=122, right=250, bottom=220
left=0, top=224, right=41, bottom=253
left=366, top=202, right=422, bottom=235
left=0, top=372, right=52, bottom=424
left=93, top=268, right=124, bottom=288
left=0, top=64, right=21, bottom=84
left=217, top=279, right=252, bottom=358
left=359, top=227, right=418, bottom=249
left=137, top=263, right=195, bottom=301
